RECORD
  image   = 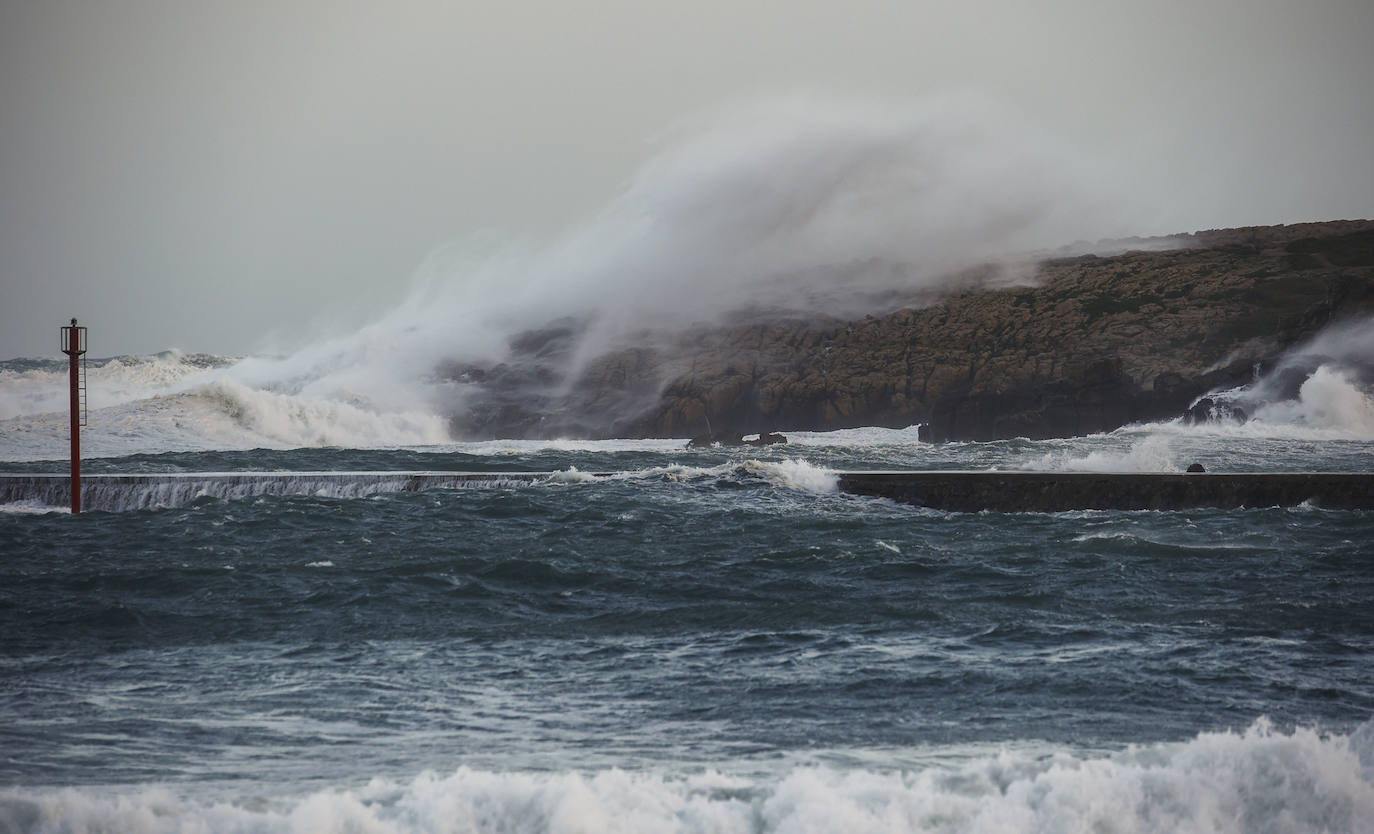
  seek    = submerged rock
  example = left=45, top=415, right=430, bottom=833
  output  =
left=745, top=432, right=788, bottom=446
left=1184, top=397, right=1249, bottom=426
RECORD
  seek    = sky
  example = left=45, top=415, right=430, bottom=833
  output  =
left=2, top=0, right=1372, bottom=359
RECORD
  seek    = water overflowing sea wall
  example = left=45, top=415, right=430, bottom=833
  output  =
left=0, top=472, right=549, bottom=512
left=5, top=470, right=1374, bottom=513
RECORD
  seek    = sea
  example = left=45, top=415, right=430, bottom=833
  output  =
left=2, top=349, right=1373, bottom=834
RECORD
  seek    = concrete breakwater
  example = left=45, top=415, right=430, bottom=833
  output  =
left=3, top=470, right=1373, bottom=513
left=838, top=471, right=1374, bottom=512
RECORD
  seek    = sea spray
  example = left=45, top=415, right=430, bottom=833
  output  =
left=547, top=466, right=602, bottom=484
left=741, top=458, right=840, bottom=493
left=34, top=96, right=1126, bottom=444
left=1195, top=314, right=1374, bottom=439
left=1250, top=365, right=1374, bottom=437
left=1017, top=434, right=1179, bottom=473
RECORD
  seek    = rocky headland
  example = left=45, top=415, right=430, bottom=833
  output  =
left=442, top=220, right=1374, bottom=441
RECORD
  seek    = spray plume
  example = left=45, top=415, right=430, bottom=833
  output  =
left=213, top=95, right=1136, bottom=437
left=1204, top=315, right=1374, bottom=437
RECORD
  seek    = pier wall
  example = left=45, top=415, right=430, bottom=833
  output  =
left=3, top=471, right=1373, bottom=513
left=837, top=471, right=1374, bottom=512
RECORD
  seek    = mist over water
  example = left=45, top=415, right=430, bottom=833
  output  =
left=181, top=96, right=1134, bottom=434
left=2, top=97, right=1373, bottom=452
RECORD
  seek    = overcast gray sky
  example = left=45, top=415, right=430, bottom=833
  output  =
left=3, top=0, right=1372, bottom=358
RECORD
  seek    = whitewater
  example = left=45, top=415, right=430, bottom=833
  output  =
left=3, top=99, right=1374, bottom=833
left=3, top=348, right=1373, bottom=834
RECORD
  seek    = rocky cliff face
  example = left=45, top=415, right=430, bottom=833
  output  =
left=442, top=220, right=1374, bottom=441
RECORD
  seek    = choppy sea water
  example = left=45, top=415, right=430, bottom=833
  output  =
left=2, top=355, right=1374, bottom=832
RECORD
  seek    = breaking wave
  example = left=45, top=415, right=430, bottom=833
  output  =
left=1017, top=434, right=1181, bottom=473
left=1187, top=316, right=1374, bottom=441
left=3, top=719, right=1369, bottom=834
left=188, top=379, right=452, bottom=449
left=0, top=351, right=232, bottom=421
left=1247, top=365, right=1374, bottom=436
left=0, top=341, right=461, bottom=459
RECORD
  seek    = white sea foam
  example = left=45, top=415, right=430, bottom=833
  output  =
left=189, top=379, right=451, bottom=449
left=0, top=352, right=227, bottom=421
left=591, top=459, right=838, bottom=493
left=594, top=461, right=732, bottom=483
left=493, top=457, right=838, bottom=494
left=1247, top=365, right=1374, bottom=438
left=742, top=458, right=840, bottom=493
left=547, top=466, right=602, bottom=484
left=3, top=719, right=1369, bottom=834
left=1178, top=316, right=1374, bottom=441
left=0, top=499, right=68, bottom=515
left=1017, top=434, right=1180, bottom=473
left=785, top=425, right=927, bottom=447
left=0, top=375, right=452, bottom=461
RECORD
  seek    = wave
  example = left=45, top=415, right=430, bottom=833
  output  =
left=1181, top=316, right=1374, bottom=441
left=542, top=458, right=842, bottom=497
left=0, top=372, right=452, bottom=461
left=0, top=351, right=233, bottom=421
left=187, top=379, right=451, bottom=449
left=740, top=458, right=839, bottom=493
left=1247, top=365, right=1374, bottom=437
left=3, top=719, right=1369, bottom=833
left=1017, top=434, right=1181, bottom=473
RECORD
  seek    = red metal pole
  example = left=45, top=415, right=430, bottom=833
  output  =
left=66, top=319, right=81, bottom=514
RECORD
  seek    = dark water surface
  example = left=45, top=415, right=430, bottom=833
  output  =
left=2, top=442, right=1373, bottom=832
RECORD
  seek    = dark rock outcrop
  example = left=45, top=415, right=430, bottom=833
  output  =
left=441, top=220, right=1374, bottom=441
left=1183, top=397, right=1248, bottom=426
